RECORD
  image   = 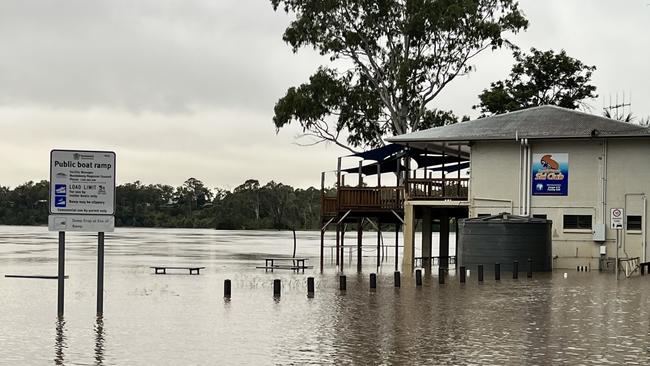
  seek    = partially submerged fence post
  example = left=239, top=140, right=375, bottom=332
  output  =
left=307, top=277, right=315, bottom=297
left=459, top=266, right=466, bottom=283
left=273, top=279, right=281, bottom=297
left=370, top=273, right=377, bottom=289
left=394, top=271, right=401, bottom=288
left=339, top=275, right=347, bottom=291
left=513, top=261, right=519, bottom=279
left=224, top=279, right=231, bottom=299
left=495, top=263, right=501, bottom=281
left=527, top=258, right=533, bottom=278
left=415, top=269, right=422, bottom=286
left=438, top=268, right=445, bottom=284
left=478, top=265, right=484, bottom=282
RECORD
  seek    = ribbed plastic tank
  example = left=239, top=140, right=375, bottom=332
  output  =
left=457, top=213, right=552, bottom=272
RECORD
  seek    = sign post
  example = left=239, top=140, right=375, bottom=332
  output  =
left=49, top=150, right=116, bottom=317
left=610, top=208, right=624, bottom=280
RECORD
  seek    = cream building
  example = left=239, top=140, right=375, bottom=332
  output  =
left=388, top=105, right=650, bottom=271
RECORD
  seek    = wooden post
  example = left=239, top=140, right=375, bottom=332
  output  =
left=457, top=144, right=462, bottom=197
left=415, top=269, right=422, bottom=286
left=335, top=223, right=340, bottom=267
left=370, top=273, right=377, bottom=289
left=527, top=258, right=533, bottom=278
left=441, top=144, right=447, bottom=198
left=377, top=162, right=381, bottom=187
left=320, top=172, right=325, bottom=273
left=320, top=227, right=325, bottom=273
left=438, top=268, right=445, bottom=284
left=336, top=157, right=342, bottom=187
left=513, top=261, right=519, bottom=279
left=459, top=266, right=466, bottom=283
left=340, top=225, right=345, bottom=271
left=395, top=223, right=399, bottom=271
left=358, top=161, right=363, bottom=186
left=478, top=264, right=484, bottom=282
left=96, top=232, right=105, bottom=317
left=57, top=231, right=65, bottom=317
left=495, top=263, right=501, bottom=281
left=339, top=275, right=347, bottom=291
left=394, top=271, right=401, bottom=287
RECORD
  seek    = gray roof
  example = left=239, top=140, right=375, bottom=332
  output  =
left=387, top=105, right=650, bottom=144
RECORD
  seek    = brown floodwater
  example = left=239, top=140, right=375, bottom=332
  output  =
left=0, top=226, right=649, bottom=365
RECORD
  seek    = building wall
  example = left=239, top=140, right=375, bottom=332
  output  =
left=469, top=138, right=649, bottom=269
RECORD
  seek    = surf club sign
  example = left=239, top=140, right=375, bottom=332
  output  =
left=532, top=153, right=568, bottom=196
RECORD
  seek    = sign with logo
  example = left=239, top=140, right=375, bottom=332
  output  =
left=49, top=150, right=116, bottom=216
left=610, top=208, right=624, bottom=230
left=532, top=153, right=568, bottom=196
left=48, top=215, right=115, bottom=232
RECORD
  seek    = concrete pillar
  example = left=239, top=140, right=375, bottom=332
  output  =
left=439, top=214, right=450, bottom=269
left=421, top=208, right=433, bottom=273
left=402, top=202, right=415, bottom=273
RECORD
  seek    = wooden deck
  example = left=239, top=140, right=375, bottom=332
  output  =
left=321, top=178, right=468, bottom=217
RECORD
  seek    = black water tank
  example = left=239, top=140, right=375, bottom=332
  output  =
left=458, top=213, right=552, bottom=272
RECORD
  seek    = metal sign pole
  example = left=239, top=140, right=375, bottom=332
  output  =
left=57, top=231, right=65, bottom=317
left=97, top=232, right=105, bottom=316
left=615, top=230, right=619, bottom=281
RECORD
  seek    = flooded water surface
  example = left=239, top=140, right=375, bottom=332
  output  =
left=1, top=226, right=649, bottom=365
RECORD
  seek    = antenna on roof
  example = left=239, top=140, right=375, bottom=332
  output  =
left=603, top=91, right=632, bottom=122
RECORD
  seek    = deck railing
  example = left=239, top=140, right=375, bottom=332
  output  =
left=321, top=197, right=338, bottom=216
left=320, top=178, right=468, bottom=216
left=405, top=178, right=469, bottom=200
left=338, top=186, right=404, bottom=211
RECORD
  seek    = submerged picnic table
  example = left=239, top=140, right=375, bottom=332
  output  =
left=256, top=258, right=312, bottom=273
left=150, top=266, right=205, bottom=275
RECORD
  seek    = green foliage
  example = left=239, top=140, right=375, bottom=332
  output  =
left=271, top=0, right=527, bottom=151
left=475, top=48, right=598, bottom=116
left=0, top=178, right=324, bottom=230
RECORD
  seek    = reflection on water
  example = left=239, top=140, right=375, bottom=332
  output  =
left=1, top=226, right=649, bottom=364
left=94, top=317, right=105, bottom=366
left=54, top=318, right=66, bottom=366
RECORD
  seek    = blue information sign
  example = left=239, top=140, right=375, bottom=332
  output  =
left=532, top=153, right=568, bottom=196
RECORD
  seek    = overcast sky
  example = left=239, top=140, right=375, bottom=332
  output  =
left=1, top=0, right=649, bottom=190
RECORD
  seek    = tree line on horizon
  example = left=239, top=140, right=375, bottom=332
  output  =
left=0, top=178, right=328, bottom=230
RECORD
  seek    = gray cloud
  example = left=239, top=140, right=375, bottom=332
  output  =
left=1, top=0, right=649, bottom=190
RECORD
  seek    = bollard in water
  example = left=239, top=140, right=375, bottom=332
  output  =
left=224, top=279, right=232, bottom=299
left=394, top=271, right=401, bottom=288
left=459, top=266, right=466, bottom=283
left=576, top=265, right=580, bottom=272
left=273, top=279, right=281, bottom=297
left=495, top=263, right=501, bottom=281
left=415, top=269, right=422, bottom=287
left=370, top=273, right=377, bottom=289
left=513, top=261, right=519, bottom=279
left=307, top=277, right=315, bottom=297
left=438, top=268, right=445, bottom=284
left=527, top=259, right=533, bottom=278
left=339, top=275, right=347, bottom=291
left=478, top=265, right=484, bottom=282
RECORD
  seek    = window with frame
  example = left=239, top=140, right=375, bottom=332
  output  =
left=627, top=215, right=642, bottom=231
left=563, top=215, right=592, bottom=230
